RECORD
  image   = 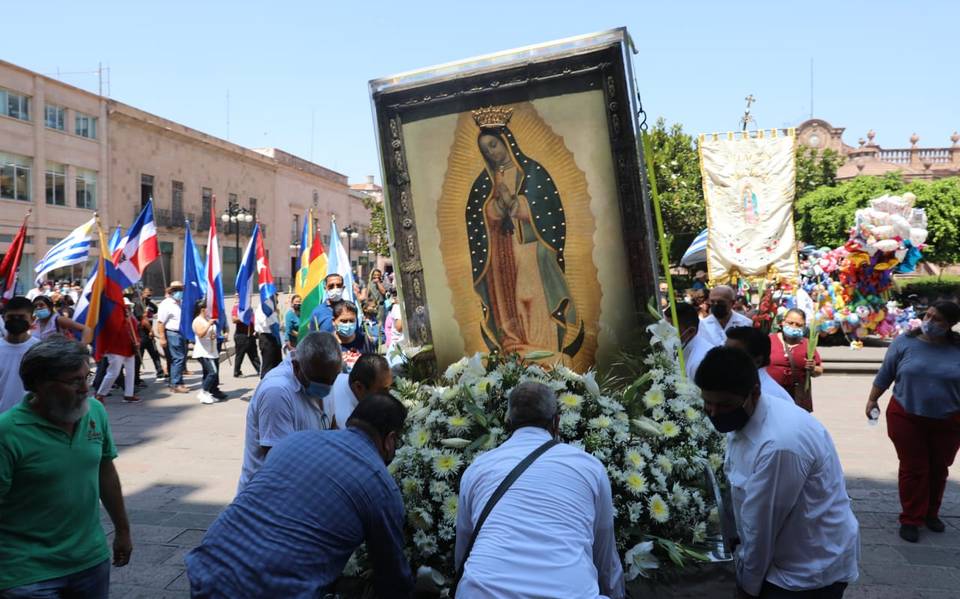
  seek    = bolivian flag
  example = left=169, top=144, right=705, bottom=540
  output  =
left=297, top=209, right=327, bottom=338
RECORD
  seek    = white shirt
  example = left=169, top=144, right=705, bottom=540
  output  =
left=192, top=317, right=218, bottom=359
left=759, top=368, right=794, bottom=404
left=157, top=296, right=181, bottom=332
left=725, top=394, right=860, bottom=595
left=322, top=373, right=358, bottom=430
left=697, top=311, right=754, bottom=348
left=683, top=333, right=713, bottom=381
left=455, top=427, right=625, bottom=599
left=238, top=357, right=329, bottom=493
left=0, top=336, right=40, bottom=413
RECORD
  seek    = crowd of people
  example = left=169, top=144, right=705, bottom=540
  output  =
left=0, top=265, right=958, bottom=597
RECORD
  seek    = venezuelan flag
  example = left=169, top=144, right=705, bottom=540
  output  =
left=297, top=209, right=328, bottom=338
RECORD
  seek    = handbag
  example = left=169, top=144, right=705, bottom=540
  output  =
left=784, top=344, right=813, bottom=412
left=452, top=438, right=559, bottom=593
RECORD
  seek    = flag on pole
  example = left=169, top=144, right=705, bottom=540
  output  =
left=34, top=216, right=94, bottom=284
left=256, top=228, right=280, bottom=342
left=205, top=197, right=227, bottom=334
left=107, top=224, right=124, bottom=254
left=0, top=212, right=29, bottom=301
left=297, top=210, right=328, bottom=338
left=327, top=219, right=356, bottom=304
left=113, top=200, right=160, bottom=287
left=235, top=223, right=260, bottom=326
left=75, top=222, right=128, bottom=360
left=179, top=222, right=207, bottom=342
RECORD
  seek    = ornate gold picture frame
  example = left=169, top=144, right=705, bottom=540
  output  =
left=370, top=28, right=659, bottom=372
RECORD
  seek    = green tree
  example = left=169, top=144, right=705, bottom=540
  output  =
left=647, top=118, right=705, bottom=262
left=795, top=145, right=844, bottom=197
left=904, top=177, right=960, bottom=265
left=360, top=193, right=391, bottom=257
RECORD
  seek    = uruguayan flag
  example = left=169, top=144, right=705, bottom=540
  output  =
left=34, top=217, right=96, bottom=283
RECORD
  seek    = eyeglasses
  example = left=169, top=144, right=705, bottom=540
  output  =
left=52, top=372, right=94, bottom=390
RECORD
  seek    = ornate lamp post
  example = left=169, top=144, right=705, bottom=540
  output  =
left=340, top=224, right=360, bottom=270
left=221, top=200, right=254, bottom=289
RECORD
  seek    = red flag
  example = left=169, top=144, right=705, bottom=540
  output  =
left=0, top=212, right=29, bottom=302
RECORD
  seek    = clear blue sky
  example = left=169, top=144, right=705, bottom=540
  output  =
left=6, top=0, right=957, bottom=184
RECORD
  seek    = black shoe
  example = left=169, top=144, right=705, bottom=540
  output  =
left=899, top=524, right=919, bottom=542
left=926, top=517, right=946, bottom=533
left=157, top=372, right=168, bottom=379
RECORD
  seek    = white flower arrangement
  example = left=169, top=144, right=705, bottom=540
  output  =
left=368, top=320, right=725, bottom=595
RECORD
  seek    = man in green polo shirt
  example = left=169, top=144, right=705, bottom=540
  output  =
left=0, top=336, right=133, bottom=597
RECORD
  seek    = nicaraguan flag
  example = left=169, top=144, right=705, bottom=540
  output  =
left=114, top=200, right=160, bottom=287
left=34, top=217, right=95, bottom=283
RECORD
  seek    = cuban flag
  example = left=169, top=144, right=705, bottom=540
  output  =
left=206, top=197, right=227, bottom=334
left=114, top=200, right=160, bottom=287
left=235, top=224, right=259, bottom=327
left=256, top=228, right=280, bottom=342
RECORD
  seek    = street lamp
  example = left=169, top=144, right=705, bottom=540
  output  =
left=340, top=224, right=360, bottom=269
left=221, top=199, right=254, bottom=288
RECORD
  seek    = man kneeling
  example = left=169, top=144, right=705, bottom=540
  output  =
left=454, top=382, right=625, bottom=598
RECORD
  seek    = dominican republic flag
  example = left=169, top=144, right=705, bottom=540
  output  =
left=0, top=214, right=29, bottom=301
left=179, top=222, right=207, bottom=342
left=113, top=200, right=160, bottom=287
left=206, top=197, right=227, bottom=334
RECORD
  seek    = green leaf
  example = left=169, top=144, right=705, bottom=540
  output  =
left=462, top=401, right=488, bottom=429
left=523, top=350, right=555, bottom=361
left=465, top=434, right=489, bottom=452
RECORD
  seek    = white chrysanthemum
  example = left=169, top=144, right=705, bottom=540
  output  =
left=709, top=452, right=724, bottom=471
left=660, top=420, right=680, bottom=438
left=442, top=494, right=458, bottom=522
left=588, top=415, right=612, bottom=430
left=625, top=471, right=648, bottom=496
left=670, top=482, right=690, bottom=508
left=473, top=376, right=494, bottom=394
left=648, top=494, right=670, bottom=523
left=558, top=393, right=583, bottom=410
left=409, top=427, right=430, bottom=448
left=441, top=387, right=458, bottom=401
left=484, top=427, right=503, bottom=449
left=692, top=521, right=707, bottom=544
left=409, top=508, right=433, bottom=531
left=559, top=411, right=580, bottom=433
left=643, top=387, right=665, bottom=408
left=685, top=406, right=700, bottom=421
left=413, top=530, right=438, bottom=556
left=651, top=407, right=667, bottom=422
left=554, top=364, right=583, bottom=382
left=624, top=540, right=660, bottom=581
left=628, top=501, right=644, bottom=523
left=446, top=414, right=472, bottom=434
left=429, top=481, right=449, bottom=500
left=626, top=449, right=646, bottom=469
left=656, top=455, right=674, bottom=475
left=401, top=477, right=421, bottom=496
left=444, top=357, right=469, bottom=381
left=432, top=452, right=462, bottom=478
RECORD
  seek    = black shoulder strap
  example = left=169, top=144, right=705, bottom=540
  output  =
left=454, top=438, right=559, bottom=589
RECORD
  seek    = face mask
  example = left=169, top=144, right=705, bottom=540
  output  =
left=922, top=321, right=948, bottom=338
left=292, top=304, right=301, bottom=313
left=384, top=299, right=393, bottom=310
left=710, top=303, right=730, bottom=319
left=336, top=321, right=357, bottom=337
left=4, top=317, right=30, bottom=335
left=34, top=308, right=51, bottom=320
left=326, top=287, right=344, bottom=302
left=782, top=325, right=804, bottom=339
left=173, top=291, right=183, bottom=301
left=306, top=381, right=332, bottom=399
left=708, top=404, right=752, bottom=433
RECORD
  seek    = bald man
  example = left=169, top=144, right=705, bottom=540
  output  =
left=697, top=285, right=755, bottom=348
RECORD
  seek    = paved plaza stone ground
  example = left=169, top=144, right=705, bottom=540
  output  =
left=99, top=353, right=960, bottom=599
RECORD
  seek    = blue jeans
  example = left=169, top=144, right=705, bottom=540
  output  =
left=1, top=559, right=110, bottom=598
left=166, top=330, right=187, bottom=385
left=199, top=357, right=219, bottom=393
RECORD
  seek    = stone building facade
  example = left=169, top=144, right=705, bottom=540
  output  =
left=0, top=59, right=370, bottom=294
left=797, top=118, right=960, bottom=181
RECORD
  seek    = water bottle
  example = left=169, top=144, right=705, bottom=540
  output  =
left=867, top=407, right=880, bottom=427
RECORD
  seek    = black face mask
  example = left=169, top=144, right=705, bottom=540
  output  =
left=710, top=303, right=730, bottom=319
left=708, top=404, right=751, bottom=433
left=4, top=317, right=30, bottom=335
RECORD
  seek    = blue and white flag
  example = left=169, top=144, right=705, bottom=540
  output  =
left=179, top=222, right=207, bottom=342
left=327, top=220, right=356, bottom=304
left=34, top=217, right=95, bottom=283
left=235, top=223, right=259, bottom=326
left=680, top=229, right=708, bottom=267
left=107, top=224, right=124, bottom=254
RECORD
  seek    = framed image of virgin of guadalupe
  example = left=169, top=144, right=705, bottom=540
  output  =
left=370, top=28, right=659, bottom=373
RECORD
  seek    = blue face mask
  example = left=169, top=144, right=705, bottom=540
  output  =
left=922, top=321, right=948, bottom=338
left=34, top=308, right=51, bottom=320
left=173, top=291, right=183, bottom=301
left=336, top=321, right=357, bottom=337
left=782, top=325, right=804, bottom=339
left=306, top=381, right=332, bottom=399
left=384, top=298, right=394, bottom=310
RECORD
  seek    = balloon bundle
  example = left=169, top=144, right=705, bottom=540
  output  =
left=794, top=192, right=928, bottom=343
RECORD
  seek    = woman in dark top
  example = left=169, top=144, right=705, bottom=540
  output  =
left=332, top=301, right=375, bottom=372
left=866, top=300, right=960, bottom=543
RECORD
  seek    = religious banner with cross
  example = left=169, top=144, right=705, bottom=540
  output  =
left=698, top=129, right=799, bottom=285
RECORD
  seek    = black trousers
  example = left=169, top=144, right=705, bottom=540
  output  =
left=93, top=356, right=128, bottom=390
left=258, top=334, right=282, bottom=379
left=760, top=581, right=847, bottom=598
left=233, top=333, right=261, bottom=376
left=140, top=332, right=165, bottom=375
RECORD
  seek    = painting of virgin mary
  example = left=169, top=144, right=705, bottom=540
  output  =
left=464, top=107, right=585, bottom=358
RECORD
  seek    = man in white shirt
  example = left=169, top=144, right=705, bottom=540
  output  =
left=455, top=382, right=625, bottom=599
left=155, top=282, right=188, bottom=393
left=696, top=347, right=859, bottom=598
left=675, top=302, right=712, bottom=381
left=0, top=297, right=40, bottom=413
left=725, top=326, right=794, bottom=404
left=238, top=332, right=342, bottom=493
left=323, top=353, right=392, bottom=430
left=698, top=285, right=754, bottom=348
